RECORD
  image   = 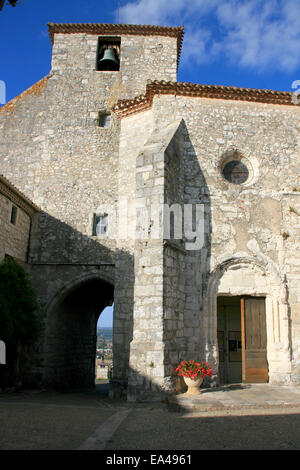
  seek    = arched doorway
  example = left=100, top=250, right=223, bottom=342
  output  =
left=204, top=256, right=292, bottom=386
left=43, top=277, right=114, bottom=389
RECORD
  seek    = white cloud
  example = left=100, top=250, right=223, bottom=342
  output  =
left=181, top=28, right=221, bottom=66
left=119, top=0, right=181, bottom=25
left=119, top=0, right=216, bottom=26
left=118, top=0, right=300, bottom=73
left=216, top=0, right=300, bottom=72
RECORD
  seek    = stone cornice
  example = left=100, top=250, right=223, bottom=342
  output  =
left=0, top=174, right=40, bottom=217
left=113, top=80, right=300, bottom=118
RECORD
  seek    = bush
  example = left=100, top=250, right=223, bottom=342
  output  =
left=0, top=257, right=43, bottom=386
left=0, top=257, right=42, bottom=346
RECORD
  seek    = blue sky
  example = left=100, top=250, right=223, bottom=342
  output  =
left=1, top=0, right=300, bottom=105
left=98, top=305, right=113, bottom=328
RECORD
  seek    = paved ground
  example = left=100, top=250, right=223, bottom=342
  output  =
left=0, top=383, right=300, bottom=450
left=105, top=406, right=300, bottom=450
left=0, top=385, right=116, bottom=450
left=170, top=382, right=300, bottom=411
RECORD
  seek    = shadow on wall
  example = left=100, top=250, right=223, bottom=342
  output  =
left=182, top=124, right=212, bottom=386
left=29, top=210, right=115, bottom=265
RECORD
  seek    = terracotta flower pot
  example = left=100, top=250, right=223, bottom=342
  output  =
left=183, top=376, right=203, bottom=395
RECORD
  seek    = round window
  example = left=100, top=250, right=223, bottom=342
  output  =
left=222, top=160, right=249, bottom=185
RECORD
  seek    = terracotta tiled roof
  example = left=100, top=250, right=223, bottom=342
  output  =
left=0, top=174, right=40, bottom=216
left=0, top=76, right=48, bottom=115
left=113, top=80, right=300, bottom=117
left=47, top=23, right=184, bottom=67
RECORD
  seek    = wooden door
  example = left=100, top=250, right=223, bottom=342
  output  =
left=241, top=297, right=268, bottom=383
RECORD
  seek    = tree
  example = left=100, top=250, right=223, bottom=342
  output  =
left=0, top=256, right=43, bottom=385
left=0, top=1, right=20, bottom=11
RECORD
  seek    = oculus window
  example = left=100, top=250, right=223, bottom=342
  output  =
left=222, top=160, right=249, bottom=185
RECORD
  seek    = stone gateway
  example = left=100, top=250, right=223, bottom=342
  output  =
left=0, top=23, right=299, bottom=399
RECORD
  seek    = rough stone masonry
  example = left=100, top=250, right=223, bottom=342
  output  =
left=0, top=23, right=299, bottom=399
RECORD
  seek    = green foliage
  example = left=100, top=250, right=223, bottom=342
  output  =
left=289, top=206, right=300, bottom=216
left=282, top=231, right=290, bottom=240
left=0, top=257, right=43, bottom=347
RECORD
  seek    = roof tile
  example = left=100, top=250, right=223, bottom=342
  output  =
left=113, top=80, right=299, bottom=117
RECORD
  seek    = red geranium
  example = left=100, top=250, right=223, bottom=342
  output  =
left=175, top=360, right=213, bottom=380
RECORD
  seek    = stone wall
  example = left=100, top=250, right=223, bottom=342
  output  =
left=0, top=70, right=119, bottom=264
left=151, top=94, right=300, bottom=385
left=0, top=192, right=31, bottom=262
left=0, top=32, right=178, bottom=266
left=125, top=120, right=186, bottom=400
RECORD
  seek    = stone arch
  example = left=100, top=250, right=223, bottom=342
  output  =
left=42, top=270, right=114, bottom=389
left=45, top=268, right=115, bottom=316
left=203, top=254, right=292, bottom=385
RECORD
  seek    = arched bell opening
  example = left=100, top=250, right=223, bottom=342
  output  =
left=43, top=278, right=114, bottom=390
left=96, top=37, right=120, bottom=72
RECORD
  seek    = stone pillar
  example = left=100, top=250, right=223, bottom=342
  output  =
left=127, top=120, right=186, bottom=401
left=110, top=249, right=134, bottom=398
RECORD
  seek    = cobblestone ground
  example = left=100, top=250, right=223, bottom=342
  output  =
left=0, top=383, right=300, bottom=450
left=105, top=406, right=300, bottom=450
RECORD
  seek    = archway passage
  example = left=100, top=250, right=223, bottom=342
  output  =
left=44, top=279, right=114, bottom=390
left=95, top=304, right=113, bottom=386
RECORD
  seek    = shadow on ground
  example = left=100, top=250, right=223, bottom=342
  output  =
left=201, top=383, right=252, bottom=393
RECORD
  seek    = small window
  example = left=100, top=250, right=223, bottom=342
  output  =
left=10, top=205, right=17, bottom=225
left=99, top=112, right=111, bottom=128
left=222, top=160, right=249, bottom=185
left=97, top=37, right=120, bottom=71
left=93, top=214, right=108, bottom=236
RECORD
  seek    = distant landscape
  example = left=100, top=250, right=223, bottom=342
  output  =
left=97, top=326, right=112, bottom=341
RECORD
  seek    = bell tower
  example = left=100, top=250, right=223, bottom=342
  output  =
left=48, top=23, right=183, bottom=100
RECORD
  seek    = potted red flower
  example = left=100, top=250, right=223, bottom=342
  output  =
left=175, top=360, right=213, bottom=395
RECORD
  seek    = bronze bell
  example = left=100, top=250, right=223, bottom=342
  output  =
left=99, top=48, right=119, bottom=71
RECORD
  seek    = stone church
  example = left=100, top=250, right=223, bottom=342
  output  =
left=0, top=23, right=299, bottom=400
